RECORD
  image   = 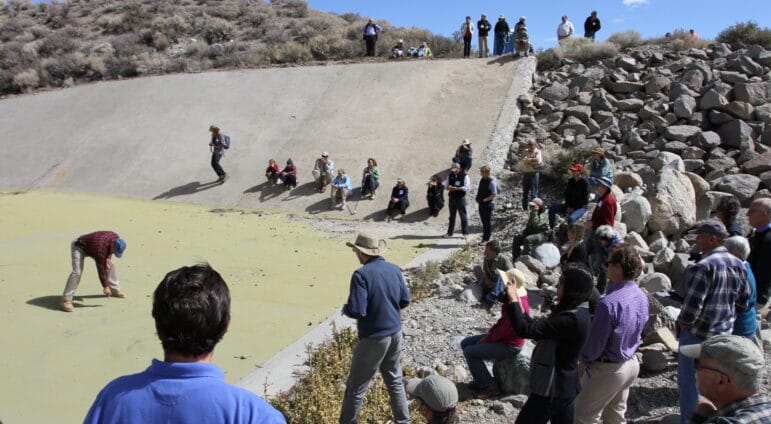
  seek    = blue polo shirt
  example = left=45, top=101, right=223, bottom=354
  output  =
left=84, top=359, right=286, bottom=424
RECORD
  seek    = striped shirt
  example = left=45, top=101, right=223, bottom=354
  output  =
left=687, top=393, right=771, bottom=424
left=676, top=247, right=750, bottom=339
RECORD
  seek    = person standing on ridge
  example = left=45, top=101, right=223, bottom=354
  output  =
left=493, top=15, right=510, bottom=56
left=583, top=11, right=601, bottom=40
left=557, top=15, right=575, bottom=43
left=460, top=16, right=475, bottom=58
left=477, top=14, right=491, bottom=58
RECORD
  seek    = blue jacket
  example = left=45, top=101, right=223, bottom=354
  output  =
left=343, top=256, right=410, bottom=338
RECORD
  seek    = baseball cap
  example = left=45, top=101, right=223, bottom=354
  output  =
left=113, top=238, right=126, bottom=258
left=680, top=334, right=764, bottom=376
left=596, top=176, right=613, bottom=188
left=462, top=138, right=471, bottom=146
left=529, top=198, right=544, bottom=208
left=450, top=162, right=460, bottom=170
left=405, top=375, right=458, bottom=412
left=695, top=219, right=729, bottom=238
left=321, top=151, right=329, bottom=157
left=570, top=164, right=585, bottom=172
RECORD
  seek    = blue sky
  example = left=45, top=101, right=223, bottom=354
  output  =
left=307, top=0, right=771, bottom=50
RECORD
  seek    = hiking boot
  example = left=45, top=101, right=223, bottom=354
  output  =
left=476, top=384, right=501, bottom=399
left=112, top=290, right=128, bottom=299
left=340, top=201, right=347, bottom=210
left=60, top=298, right=74, bottom=312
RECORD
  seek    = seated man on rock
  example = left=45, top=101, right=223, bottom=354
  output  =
left=549, top=163, right=590, bottom=230
left=511, top=198, right=550, bottom=261
left=473, top=240, right=513, bottom=306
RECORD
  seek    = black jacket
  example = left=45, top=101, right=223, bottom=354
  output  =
left=477, top=19, right=491, bottom=36
left=494, top=20, right=510, bottom=37
left=565, top=177, right=590, bottom=210
left=584, top=17, right=601, bottom=35
left=748, top=226, right=771, bottom=305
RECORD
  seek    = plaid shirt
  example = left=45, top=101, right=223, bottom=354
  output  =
left=676, top=247, right=750, bottom=339
left=77, top=231, right=119, bottom=288
left=687, top=393, right=771, bottom=424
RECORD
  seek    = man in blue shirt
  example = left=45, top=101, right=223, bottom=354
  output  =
left=340, top=233, right=411, bottom=424
left=84, top=264, right=285, bottom=424
left=331, top=168, right=352, bottom=210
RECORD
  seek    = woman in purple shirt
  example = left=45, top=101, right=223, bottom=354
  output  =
left=574, top=245, right=649, bottom=424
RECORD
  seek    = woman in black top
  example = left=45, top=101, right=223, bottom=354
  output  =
left=505, top=263, right=593, bottom=424
left=426, top=175, right=445, bottom=217
left=561, top=223, right=588, bottom=266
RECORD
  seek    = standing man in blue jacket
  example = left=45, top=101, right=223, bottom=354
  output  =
left=340, top=233, right=411, bottom=424
left=361, top=18, right=383, bottom=57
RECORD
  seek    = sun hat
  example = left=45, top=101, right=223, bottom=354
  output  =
left=209, top=125, right=218, bottom=131
left=498, top=268, right=528, bottom=298
left=591, top=146, right=605, bottom=156
left=499, top=14, right=505, bottom=19
left=346, top=232, right=388, bottom=256
left=529, top=197, right=544, bottom=208
left=113, top=238, right=126, bottom=258
left=680, top=334, right=764, bottom=376
left=405, top=375, right=458, bottom=412
left=396, top=177, right=405, bottom=183
left=519, top=16, right=526, bottom=21
left=596, top=176, right=613, bottom=188
left=695, top=219, right=729, bottom=238
left=570, top=164, right=585, bottom=172
left=462, top=138, right=471, bottom=146
left=321, top=151, right=329, bottom=157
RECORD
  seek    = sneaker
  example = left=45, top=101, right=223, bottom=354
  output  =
left=60, top=298, right=74, bottom=312
left=386, top=216, right=392, bottom=223
left=476, top=384, right=501, bottom=399
left=220, top=174, right=228, bottom=183
left=112, top=290, right=128, bottom=299
left=443, top=233, right=453, bottom=238
left=340, top=202, right=347, bottom=210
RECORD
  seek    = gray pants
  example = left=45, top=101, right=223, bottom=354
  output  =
left=63, top=240, right=120, bottom=301
left=478, top=35, right=489, bottom=57
left=339, top=332, right=410, bottom=424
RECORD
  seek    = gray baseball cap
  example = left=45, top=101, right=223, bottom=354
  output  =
left=695, top=219, right=729, bottom=238
left=680, top=334, right=764, bottom=376
left=405, top=375, right=458, bottom=412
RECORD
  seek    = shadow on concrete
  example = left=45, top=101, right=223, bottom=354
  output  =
left=283, top=181, right=321, bottom=200
left=243, top=181, right=286, bottom=202
left=153, top=179, right=223, bottom=200
left=27, top=295, right=104, bottom=311
left=486, top=55, right=519, bottom=66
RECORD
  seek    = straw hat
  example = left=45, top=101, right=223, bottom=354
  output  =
left=497, top=268, right=527, bottom=298
left=346, top=232, right=388, bottom=256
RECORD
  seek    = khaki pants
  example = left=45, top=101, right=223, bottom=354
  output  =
left=478, top=36, right=489, bottom=57
left=574, top=358, right=639, bottom=424
left=62, top=240, right=120, bottom=301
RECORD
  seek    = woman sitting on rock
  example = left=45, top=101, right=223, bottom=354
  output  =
left=461, top=269, right=530, bottom=399
left=504, top=263, right=593, bottom=424
left=561, top=223, right=588, bottom=266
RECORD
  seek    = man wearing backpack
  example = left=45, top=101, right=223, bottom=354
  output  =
left=209, top=125, right=228, bottom=182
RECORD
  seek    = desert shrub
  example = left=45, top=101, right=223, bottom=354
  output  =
left=271, top=0, right=308, bottom=19
left=37, top=30, right=79, bottom=56
left=109, top=34, right=144, bottom=57
left=427, top=34, right=463, bottom=57
left=85, top=55, right=106, bottom=78
left=116, top=2, right=152, bottom=34
left=717, top=21, right=771, bottom=49
left=0, top=16, right=32, bottom=42
left=205, top=1, right=241, bottom=21
left=243, top=42, right=269, bottom=66
left=134, top=51, right=169, bottom=75
left=339, top=12, right=360, bottom=24
left=277, top=41, right=311, bottom=63
left=239, top=3, right=273, bottom=28
left=38, top=2, right=71, bottom=29
left=407, top=260, right=440, bottom=301
left=543, top=147, right=578, bottom=181
left=203, top=17, right=235, bottom=44
left=441, top=244, right=474, bottom=273
left=12, top=68, right=39, bottom=91
left=105, top=56, right=139, bottom=79
left=184, top=38, right=209, bottom=57
left=263, top=24, right=291, bottom=45
left=608, top=30, right=642, bottom=49
left=0, top=69, right=15, bottom=94
left=537, top=38, right=618, bottom=71
left=29, top=25, right=50, bottom=40
left=40, top=53, right=86, bottom=86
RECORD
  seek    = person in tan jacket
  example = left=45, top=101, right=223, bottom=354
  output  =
left=520, top=139, right=543, bottom=210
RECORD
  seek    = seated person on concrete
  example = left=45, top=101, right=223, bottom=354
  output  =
left=405, top=375, right=459, bottom=424
left=391, top=39, right=405, bottom=58
left=312, top=151, right=334, bottom=192
left=360, top=158, right=380, bottom=199
left=514, top=25, right=530, bottom=57
left=278, top=158, right=297, bottom=190
left=84, top=264, right=286, bottom=423
left=549, top=163, right=590, bottom=230
left=453, top=139, right=473, bottom=172
left=511, top=198, right=550, bottom=260
left=386, top=178, right=410, bottom=221
left=473, top=240, right=513, bottom=305
left=680, top=335, right=769, bottom=423
left=426, top=174, right=445, bottom=217
left=265, top=159, right=280, bottom=184
left=330, top=168, right=352, bottom=209
left=461, top=269, right=530, bottom=399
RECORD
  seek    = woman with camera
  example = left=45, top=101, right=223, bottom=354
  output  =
left=504, top=263, right=593, bottom=424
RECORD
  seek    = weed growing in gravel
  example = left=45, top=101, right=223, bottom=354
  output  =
left=270, top=325, right=421, bottom=423
left=441, top=243, right=475, bottom=273
left=407, top=260, right=440, bottom=301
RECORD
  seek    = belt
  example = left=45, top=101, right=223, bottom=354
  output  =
left=596, top=358, right=621, bottom=363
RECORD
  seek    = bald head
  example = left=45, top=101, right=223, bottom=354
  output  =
left=747, top=198, right=771, bottom=228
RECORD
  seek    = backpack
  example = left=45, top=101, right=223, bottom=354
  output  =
left=222, top=134, right=231, bottom=149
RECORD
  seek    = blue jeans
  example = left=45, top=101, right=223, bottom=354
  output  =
left=479, top=201, right=494, bottom=242
left=461, top=334, right=520, bottom=389
left=210, top=151, right=225, bottom=178
left=447, top=196, right=468, bottom=235
left=678, top=331, right=705, bottom=424
left=361, top=175, right=379, bottom=196
left=522, top=172, right=540, bottom=210
left=494, top=35, right=506, bottom=55
left=548, top=203, right=588, bottom=229
left=484, top=275, right=505, bottom=305
left=340, top=332, right=410, bottom=424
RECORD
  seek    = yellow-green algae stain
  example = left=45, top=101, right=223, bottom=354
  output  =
left=0, top=190, right=426, bottom=423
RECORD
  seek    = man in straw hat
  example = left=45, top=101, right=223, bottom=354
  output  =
left=340, top=233, right=411, bottom=424
left=679, top=334, right=770, bottom=423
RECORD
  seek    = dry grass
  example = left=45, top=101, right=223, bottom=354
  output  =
left=647, top=29, right=712, bottom=50
left=717, top=21, right=771, bottom=49
left=536, top=38, right=619, bottom=71
left=0, top=0, right=461, bottom=96
left=608, top=30, right=643, bottom=49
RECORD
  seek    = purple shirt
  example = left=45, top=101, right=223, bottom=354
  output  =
left=581, top=281, right=649, bottom=363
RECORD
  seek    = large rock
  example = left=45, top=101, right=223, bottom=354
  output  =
left=533, top=243, right=561, bottom=269
left=493, top=340, right=534, bottom=395
left=564, top=105, right=592, bottom=124
left=641, top=350, right=669, bottom=372
left=673, top=95, right=697, bottom=119
left=665, top=125, right=701, bottom=142
left=684, top=171, right=710, bottom=199
left=621, top=192, right=652, bottom=233
left=669, top=253, right=691, bottom=292
left=639, top=272, right=672, bottom=293
left=653, top=248, right=676, bottom=274
left=699, top=89, right=729, bottom=111
left=591, top=89, right=614, bottom=112
left=681, top=69, right=704, bottom=92
left=647, top=168, right=697, bottom=236
left=539, top=82, right=569, bottom=101
left=722, top=101, right=755, bottom=121
left=742, top=152, right=771, bottom=175
left=645, top=76, right=671, bottom=94
left=696, top=191, right=735, bottom=221
left=734, top=81, right=770, bottom=106
left=605, top=80, right=644, bottom=94
left=615, top=171, right=644, bottom=191
left=718, top=120, right=755, bottom=149
left=617, top=98, right=645, bottom=112
left=694, top=131, right=721, bottom=150
left=714, top=174, right=762, bottom=202
left=650, top=151, right=685, bottom=172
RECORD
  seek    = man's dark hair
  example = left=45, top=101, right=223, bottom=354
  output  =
left=486, top=239, right=501, bottom=253
left=552, top=263, right=593, bottom=316
left=152, top=264, right=231, bottom=357
left=608, top=245, right=642, bottom=280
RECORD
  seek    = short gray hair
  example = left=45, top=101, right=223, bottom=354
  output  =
left=724, top=236, right=750, bottom=261
left=595, top=225, right=617, bottom=241
left=713, top=363, right=763, bottom=393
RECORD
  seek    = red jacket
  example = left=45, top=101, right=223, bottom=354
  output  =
left=591, top=191, right=617, bottom=229
left=77, top=231, right=119, bottom=288
left=486, top=296, right=530, bottom=348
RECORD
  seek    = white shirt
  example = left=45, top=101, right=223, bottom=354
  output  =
left=557, top=21, right=574, bottom=37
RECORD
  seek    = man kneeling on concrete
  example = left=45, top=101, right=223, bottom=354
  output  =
left=61, top=230, right=127, bottom=312
left=680, top=334, right=770, bottom=423
left=84, top=264, right=286, bottom=423
left=340, top=233, right=411, bottom=424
